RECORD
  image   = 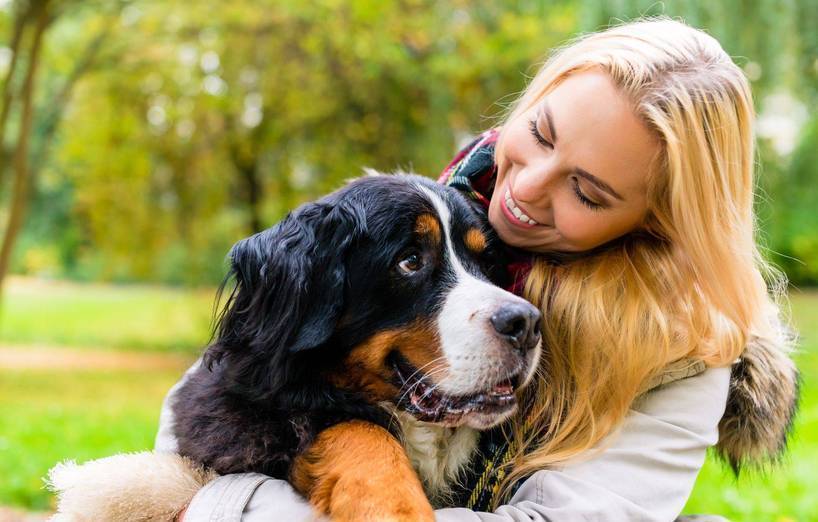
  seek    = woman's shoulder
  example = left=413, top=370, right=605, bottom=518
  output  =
left=522, top=367, right=732, bottom=520
left=632, top=366, right=731, bottom=439
left=440, top=369, right=733, bottom=521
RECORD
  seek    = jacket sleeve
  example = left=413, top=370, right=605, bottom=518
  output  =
left=434, top=366, right=731, bottom=522
left=169, top=366, right=729, bottom=521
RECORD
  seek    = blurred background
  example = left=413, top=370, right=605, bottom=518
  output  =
left=0, top=0, right=815, bottom=520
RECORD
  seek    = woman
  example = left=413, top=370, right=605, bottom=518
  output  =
left=168, top=17, right=798, bottom=521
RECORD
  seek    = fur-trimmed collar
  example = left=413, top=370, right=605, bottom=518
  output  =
left=717, top=331, right=800, bottom=473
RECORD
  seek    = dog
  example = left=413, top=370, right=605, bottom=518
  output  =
left=47, top=172, right=543, bottom=521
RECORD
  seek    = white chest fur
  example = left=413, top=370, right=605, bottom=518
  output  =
left=394, top=410, right=479, bottom=504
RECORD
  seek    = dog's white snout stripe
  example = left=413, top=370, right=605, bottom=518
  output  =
left=417, top=184, right=539, bottom=397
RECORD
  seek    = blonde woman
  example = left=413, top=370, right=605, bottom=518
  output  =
left=148, top=18, right=797, bottom=521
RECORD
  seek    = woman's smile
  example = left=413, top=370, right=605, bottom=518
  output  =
left=501, top=189, right=542, bottom=229
left=489, top=70, right=658, bottom=253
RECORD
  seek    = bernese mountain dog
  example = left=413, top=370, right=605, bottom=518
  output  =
left=171, top=173, right=542, bottom=520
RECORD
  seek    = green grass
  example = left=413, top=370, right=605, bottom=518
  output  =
left=0, top=277, right=214, bottom=352
left=0, top=367, right=189, bottom=511
left=0, top=278, right=815, bottom=519
left=683, top=291, right=818, bottom=521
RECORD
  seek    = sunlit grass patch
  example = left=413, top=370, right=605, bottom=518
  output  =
left=0, top=366, right=189, bottom=510
left=0, top=277, right=214, bottom=353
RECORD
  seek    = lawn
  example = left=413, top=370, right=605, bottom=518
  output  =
left=0, top=277, right=214, bottom=353
left=0, top=278, right=815, bottom=519
left=0, top=367, right=190, bottom=511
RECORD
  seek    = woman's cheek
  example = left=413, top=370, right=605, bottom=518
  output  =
left=555, top=206, right=607, bottom=250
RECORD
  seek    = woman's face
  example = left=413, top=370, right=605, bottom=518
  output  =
left=489, top=70, right=661, bottom=253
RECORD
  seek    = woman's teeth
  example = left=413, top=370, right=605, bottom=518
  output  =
left=505, top=190, right=539, bottom=225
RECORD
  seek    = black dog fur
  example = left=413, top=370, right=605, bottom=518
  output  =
left=171, top=174, right=509, bottom=479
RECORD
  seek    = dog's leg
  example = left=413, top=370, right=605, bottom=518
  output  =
left=291, top=420, right=434, bottom=522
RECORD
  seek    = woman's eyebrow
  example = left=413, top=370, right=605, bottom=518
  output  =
left=541, top=100, right=558, bottom=142
left=541, top=99, right=624, bottom=201
left=574, top=168, right=624, bottom=200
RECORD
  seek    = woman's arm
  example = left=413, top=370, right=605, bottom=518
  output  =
left=435, top=366, right=730, bottom=521
left=166, top=365, right=729, bottom=521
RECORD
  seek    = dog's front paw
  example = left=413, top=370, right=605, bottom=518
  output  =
left=292, top=420, right=434, bottom=522
left=325, top=473, right=434, bottom=522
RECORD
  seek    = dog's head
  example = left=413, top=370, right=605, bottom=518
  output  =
left=207, top=173, right=541, bottom=430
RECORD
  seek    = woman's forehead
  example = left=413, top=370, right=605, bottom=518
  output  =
left=537, top=71, right=660, bottom=199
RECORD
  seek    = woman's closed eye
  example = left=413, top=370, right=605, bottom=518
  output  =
left=529, top=118, right=606, bottom=211
left=571, top=177, right=605, bottom=211
left=528, top=119, right=553, bottom=149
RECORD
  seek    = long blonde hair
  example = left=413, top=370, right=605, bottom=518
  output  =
left=495, top=18, right=790, bottom=500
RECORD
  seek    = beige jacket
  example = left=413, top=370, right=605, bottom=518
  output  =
left=161, top=365, right=727, bottom=521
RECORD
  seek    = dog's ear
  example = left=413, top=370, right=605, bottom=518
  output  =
left=278, top=202, right=363, bottom=353
left=205, top=200, right=364, bottom=390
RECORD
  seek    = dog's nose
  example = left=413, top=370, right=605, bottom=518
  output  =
left=490, top=302, right=542, bottom=352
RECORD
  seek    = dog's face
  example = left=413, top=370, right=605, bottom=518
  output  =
left=211, top=174, right=541, bottom=430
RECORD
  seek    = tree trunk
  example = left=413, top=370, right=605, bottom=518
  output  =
left=238, top=161, right=263, bottom=234
left=227, top=131, right=264, bottom=234
left=0, top=0, right=50, bottom=291
left=0, top=1, right=33, bottom=188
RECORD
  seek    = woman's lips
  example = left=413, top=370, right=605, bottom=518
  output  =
left=501, top=189, right=539, bottom=229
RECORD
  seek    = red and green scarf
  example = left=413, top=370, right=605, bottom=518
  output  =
left=438, top=129, right=534, bottom=298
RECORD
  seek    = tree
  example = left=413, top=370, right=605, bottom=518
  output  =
left=0, top=0, right=118, bottom=294
left=0, top=0, right=51, bottom=292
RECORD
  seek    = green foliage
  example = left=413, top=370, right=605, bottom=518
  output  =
left=766, top=116, right=818, bottom=284
left=8, top=1, right=582, bottom=285
left=1, top=0, right=816, bottom=285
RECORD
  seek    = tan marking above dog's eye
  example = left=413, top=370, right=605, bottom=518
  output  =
left=464, top=228, right=487, bottom=253
left=414, top=213, right=441, bottom=245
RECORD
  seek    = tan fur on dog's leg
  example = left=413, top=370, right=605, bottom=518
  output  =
left=291, top=420, right=434, bottom=522
left=47, top=451, right=216, bottom=521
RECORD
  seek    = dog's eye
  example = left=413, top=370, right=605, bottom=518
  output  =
left=397, top=252, right=423, bottom=275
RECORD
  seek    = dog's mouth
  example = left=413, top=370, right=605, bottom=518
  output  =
left=389, top=353, right=520, bottom=425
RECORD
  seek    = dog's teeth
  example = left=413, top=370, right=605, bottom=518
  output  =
left=491, top=381, right=514, bottom=395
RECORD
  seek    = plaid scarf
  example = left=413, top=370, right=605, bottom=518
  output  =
left=438, top=129, right=534, bottom=297
left=437, top=129, right=535, bottom=511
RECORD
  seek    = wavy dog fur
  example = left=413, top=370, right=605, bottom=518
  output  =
left=171, top=193, right=393, bottom=478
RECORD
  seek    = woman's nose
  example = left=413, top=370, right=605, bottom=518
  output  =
left=512, top=162, right=557, bottom=206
